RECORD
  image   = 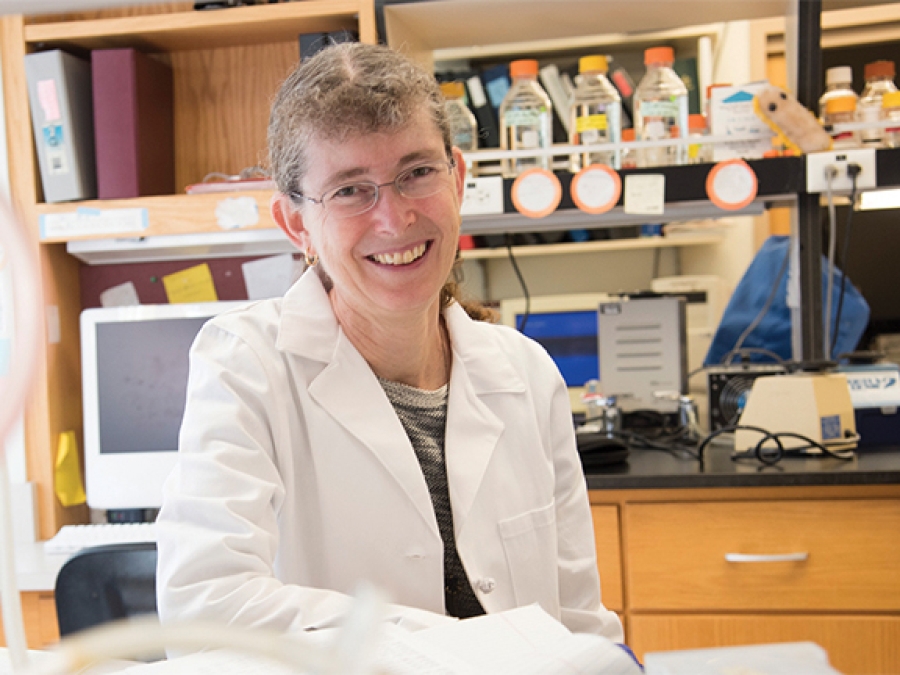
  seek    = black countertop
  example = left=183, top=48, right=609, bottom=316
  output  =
left=584, top=444, right=900, bottom=491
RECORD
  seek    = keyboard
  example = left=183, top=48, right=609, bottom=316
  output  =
left=44, top=522, right=157, bottom=556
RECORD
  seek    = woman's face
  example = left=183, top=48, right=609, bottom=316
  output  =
left=274, top=110, right=466, bottom=324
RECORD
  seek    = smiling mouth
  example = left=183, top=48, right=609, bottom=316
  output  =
left=368, top=242, right=429, bottom=266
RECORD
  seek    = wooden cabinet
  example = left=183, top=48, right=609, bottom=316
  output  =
left=0, top=2, right=377, bottom=540
left=0, top=592, right=59, bottom=650
left=590, top=484, right=900, bottom=674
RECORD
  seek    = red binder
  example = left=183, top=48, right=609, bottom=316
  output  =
left=91, top=48, right=174, bottom=199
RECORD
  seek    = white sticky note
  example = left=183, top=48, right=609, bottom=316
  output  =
left=99, top=281, right=140, bottom=308
left=242, top=253, right=295, bottom=300
left=623, top=174, right=665, bottom=215
left=215, top=197, right=259, bottom=230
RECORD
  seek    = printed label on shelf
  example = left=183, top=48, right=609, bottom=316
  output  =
left=706, top=159, right=758, bottom=210
left=461, top=176, right=504, bottom=216
left=215, top=196, right=260, bottom=230
left=571, top=164, right=621, bottom=215
left=39, top=207, right=149, bottom=240
left=511, top=168, right=562, bottom=219
left=623, top=174, right=665, bottom=215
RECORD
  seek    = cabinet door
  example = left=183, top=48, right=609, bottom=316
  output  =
left=0, top=592, right=59, bottom=649
left=630, top=614, right=900, bottom=675
left=592, top=504, right=623, bottom=612
left=625, top=499, right=900, bottom=611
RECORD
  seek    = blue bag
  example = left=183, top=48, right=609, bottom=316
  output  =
left=705, top=235, right=870, bottom=365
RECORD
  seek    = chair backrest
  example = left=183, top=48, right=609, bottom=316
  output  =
left=54, top=542, right=158, bottom=637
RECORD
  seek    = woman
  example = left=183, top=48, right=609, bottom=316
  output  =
left=156, top=42, right=622, bottom=642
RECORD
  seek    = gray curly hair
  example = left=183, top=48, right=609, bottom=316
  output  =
left=268, top=42, right=453, bottom=196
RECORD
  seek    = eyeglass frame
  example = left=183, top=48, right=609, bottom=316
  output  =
left=288, top=157, right=458, bottom=219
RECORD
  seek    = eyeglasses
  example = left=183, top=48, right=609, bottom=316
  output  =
left=290, top=159, right=456, bottom=219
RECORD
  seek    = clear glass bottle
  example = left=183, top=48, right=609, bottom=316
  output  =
left=499, top=59, right=553, bottom=178
left=633, top=46, right=688, bottom=167
left=620, top=127, right=637, bottom=169
left=823, top=95, right=859, bottom=149
left=568, top=54, right=622, bottom=172
left=883, top=90, right=900, bottom=148
left=687, top=113, right=711, bottom=163
left=858, top=60, right=897, bottom=146
left=440, top=81, right=478, bottom=153
left=818, top=66, right=857, bottom=122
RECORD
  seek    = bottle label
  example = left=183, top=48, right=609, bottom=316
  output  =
left=520, top=129, right=539, bottom=149
left=639, top=99, right=680, bottom=118
left=576, top=114, right=608, bottom=133
left=503, top=109, right=545, bottom=126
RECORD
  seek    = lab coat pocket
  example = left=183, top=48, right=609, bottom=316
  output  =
left=498, top=501, right=560, bottom=614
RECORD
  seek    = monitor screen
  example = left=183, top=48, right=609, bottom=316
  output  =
left=80, top=301, right=248, bottom=510
left=500, top=293, right=611, bottom=413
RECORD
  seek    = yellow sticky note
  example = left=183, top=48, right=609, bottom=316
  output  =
left=55, top=431, right=86, bottom=507
left=162, top=263, right=219, bottom=304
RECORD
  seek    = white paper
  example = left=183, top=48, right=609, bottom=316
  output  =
left=623, top=174, right=665, bottom=215
left=100, top=281, right=140, bottom=308
left=242, top=253, right=295, bottom=300
left=644, top=641, right=843, bottom=675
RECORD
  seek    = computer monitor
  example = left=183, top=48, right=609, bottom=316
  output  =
left=80, top=301, right=248, bottom=511
left=500, top=293, right=612, bottom=413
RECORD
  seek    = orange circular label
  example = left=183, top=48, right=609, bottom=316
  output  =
left=570, top=164, right=622, bottom=215
left=511, top=168, right=562, bottom=219
left=706, top=159, right=758, bottom=211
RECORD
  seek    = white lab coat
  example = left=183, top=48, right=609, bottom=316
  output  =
left=156, top=270, right=623, bottom=642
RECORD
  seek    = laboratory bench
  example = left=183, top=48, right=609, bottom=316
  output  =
left=585, top=444, right=900, bottom=674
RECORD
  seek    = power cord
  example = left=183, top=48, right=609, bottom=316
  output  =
left=830, top=163, right=860, bottom=359
left=505, top=233, right=531, bottom=333
left=698, top=425, right=857, bottom=466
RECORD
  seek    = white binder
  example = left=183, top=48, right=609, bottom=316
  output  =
left=24, top=49, right=97, bottom=204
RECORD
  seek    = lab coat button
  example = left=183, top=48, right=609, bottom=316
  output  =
left=477, top=578, right=496, bottom=594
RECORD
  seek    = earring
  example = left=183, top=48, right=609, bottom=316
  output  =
left=304, top=250, right=319, bottom=267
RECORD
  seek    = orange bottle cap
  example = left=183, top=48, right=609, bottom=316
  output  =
left=579, top=55, right=608, bottom=73
left=688, top=113, right=707, bottom=131
left=622, top=128, right=635, bottom=141
left=865, top=60, right=895, bottom=79
left=440, top=81, right=465, bottom=99
left=510, top=59, right=539, bottom=79
left=644, top=46, right=674, bottom=65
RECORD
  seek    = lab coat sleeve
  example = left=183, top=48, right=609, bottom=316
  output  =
left=545, top=365, right=624, bottom=642
left=156, top=322, right=452, bottom=646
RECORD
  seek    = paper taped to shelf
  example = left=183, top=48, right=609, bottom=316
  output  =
left=40, top=207, right=148, bottom=240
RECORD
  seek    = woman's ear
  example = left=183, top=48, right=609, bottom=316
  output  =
left=271, top=193, right=309, bottom=251
left=451, top=146, right=467, bottom=203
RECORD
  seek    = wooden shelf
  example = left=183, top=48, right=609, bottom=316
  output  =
left=35, top=191, right=278, bottom=243
left=24, top=1, right=377, bottom=52
left=461, top=233, right=724, bottom=261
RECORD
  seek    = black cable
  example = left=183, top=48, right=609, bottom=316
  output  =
left=720, top=346, right=787, bottom=367
left=698, top=424, right=855, bottom=466
left=505, top=233, right=531, bottom=333
left=731, top=243, right=791, bottom=355
left=830, top=166, right=859, bottom=359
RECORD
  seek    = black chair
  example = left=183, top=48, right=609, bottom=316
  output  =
left=54, top=542, right=159, bottom=637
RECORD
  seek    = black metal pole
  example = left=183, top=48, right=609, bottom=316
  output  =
left=795, top=0, right=824, bottom=363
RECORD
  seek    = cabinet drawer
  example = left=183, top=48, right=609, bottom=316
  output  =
left=625, top=499, right=900, bottom=611
left=592, top=505, right=623, bottom=612
left=629, top=614, right=900, bottom=675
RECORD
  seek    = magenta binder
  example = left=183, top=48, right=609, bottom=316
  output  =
left=91, top=48, right=175, bottom=199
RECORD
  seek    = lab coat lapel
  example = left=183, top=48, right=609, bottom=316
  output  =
left=277, top=271, right=438, bottom=535
left=443, top=304, right=525, bottom=534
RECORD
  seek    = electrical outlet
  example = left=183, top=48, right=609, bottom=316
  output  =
left=806, top=148, right=877, bottom=193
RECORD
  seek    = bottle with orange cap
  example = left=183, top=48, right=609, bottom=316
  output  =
left=823, top=95, right=860, bottom=149
left=883, top=91, right=900, bottom=148
left=633, top=45, right=688, bottom=167
left=499, top=59, right=553, bottom=178
left=568, top=54, right=622, bottom=172
left=440, top=81, right=478, bottom=154
left=858, top=60, right=898, bottom=146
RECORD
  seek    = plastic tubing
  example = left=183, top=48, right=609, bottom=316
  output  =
left=0, top=196, right=42, bottom=673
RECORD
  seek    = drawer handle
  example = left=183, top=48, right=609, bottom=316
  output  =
left=725, top=552, right=809, bottom=563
